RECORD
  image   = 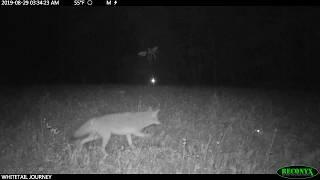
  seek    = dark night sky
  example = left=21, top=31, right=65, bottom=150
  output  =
left=2, top=7, right=320, bottom=89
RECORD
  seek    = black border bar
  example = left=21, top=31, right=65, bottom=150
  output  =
left=60, top=0, right=320, bottom=6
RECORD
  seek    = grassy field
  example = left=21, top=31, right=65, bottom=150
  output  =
left=0, top=85, right=319, bottom=174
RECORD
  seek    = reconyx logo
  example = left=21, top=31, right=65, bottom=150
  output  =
left=277, top=165, right=319, bottom=179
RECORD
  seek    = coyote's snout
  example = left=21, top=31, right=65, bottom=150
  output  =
left=73, top=108, right=160, bottom=154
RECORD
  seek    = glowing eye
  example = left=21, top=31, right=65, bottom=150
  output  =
left=150, top=77, right=156, bottom=84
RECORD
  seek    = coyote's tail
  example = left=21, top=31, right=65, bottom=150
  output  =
left=73, top=119, right=93, bottom=138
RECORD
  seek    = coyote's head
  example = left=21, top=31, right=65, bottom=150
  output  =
left=151, top=108, right=161, bottom=125
left=145, top=107, right=161, bottom=125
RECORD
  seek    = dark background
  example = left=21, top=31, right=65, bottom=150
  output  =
left=2, top=7, right=320, bottom=89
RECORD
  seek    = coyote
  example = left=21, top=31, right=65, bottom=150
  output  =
left=73, top=108, right=160, bottom=153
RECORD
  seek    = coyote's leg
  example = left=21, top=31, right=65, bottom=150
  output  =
left=78, top=133, right=100, bottom=148
left=101, top=133, right=111, bottom=156
left=126, top=134, right=133, bottom=146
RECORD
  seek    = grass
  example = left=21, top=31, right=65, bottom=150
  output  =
left=0, top=84, right=319, bottom=174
